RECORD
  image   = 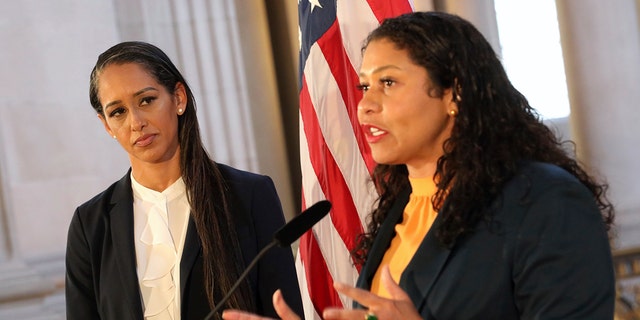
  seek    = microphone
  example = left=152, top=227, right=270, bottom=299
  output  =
left=273, top=200, right=332, bottom=247
left=203, top=200, right=332, bottom=320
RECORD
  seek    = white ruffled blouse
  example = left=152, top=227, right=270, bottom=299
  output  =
left=132, top=174, right=190, bottom=320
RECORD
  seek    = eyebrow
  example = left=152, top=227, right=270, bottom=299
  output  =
left=358, top=65, right=402, bottom=77
left=103, top=87, right=159, bottom=110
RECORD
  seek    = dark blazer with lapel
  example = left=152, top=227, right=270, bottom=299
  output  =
left=356, top=162, right=615, bottom=319
left=65, top=163, right=303, bottom=320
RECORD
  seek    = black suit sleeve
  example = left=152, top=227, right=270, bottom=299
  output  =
left=65, top=208, right=101, bottom=319
left=249, top=175, right=304, bottom=317
left=513, top=181, right=615, bottom=318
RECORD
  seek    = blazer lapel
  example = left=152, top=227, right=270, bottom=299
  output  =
left=109, top=172, right=144, bottom=317
left=180, top=217, right=202, bottom=300
left=356, top=188, right=411, bottom=292
left=106, top=172, right=204, bottom=317
left=399, top=202, right=454, bottom=312
left=355, top=185, right=455, bottom=313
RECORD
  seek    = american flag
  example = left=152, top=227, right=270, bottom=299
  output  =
left=296, top=1, right=414, bottom=318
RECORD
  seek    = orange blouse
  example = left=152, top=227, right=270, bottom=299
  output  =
left=370, top=177, right=437, bottom=298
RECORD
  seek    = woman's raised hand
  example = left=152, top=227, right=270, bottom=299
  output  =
left=322, top=265, right=422, bottom=320
left=222, top=289, right=301, bottom=320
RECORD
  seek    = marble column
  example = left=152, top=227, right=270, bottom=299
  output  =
left=0, top=1, right=124, bottom=319
left=0, top=0, right=295, bottom=318
left=436, top=0, right=501, bottom=53
left=556, top=0, right=640, bottom=250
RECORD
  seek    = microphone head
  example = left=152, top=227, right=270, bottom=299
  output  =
left=273, top=200, right=331, bottom=247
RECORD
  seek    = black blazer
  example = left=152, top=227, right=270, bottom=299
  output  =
left=65, top=163, right=303, bottom=319
left=356, top=162, right=615, bottom=319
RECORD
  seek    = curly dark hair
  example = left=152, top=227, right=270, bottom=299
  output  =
left=352, top=12, right=614, bottom=266
left=89, top=41, right=254, bottom=316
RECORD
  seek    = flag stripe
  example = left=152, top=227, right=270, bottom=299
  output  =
left=298, top=106, right=359, bottom=290
left=297, top=1, right=414, bottom=318
left=367, top=0, right=414, bottom=23
left=336, top=0, right=383, bottom=71
left=300, top=75, right=364, bottom=255
left=316, top=20, right=376, bottom=174
left=298, top=110, right=353, bottom=319
left=300, top=230, right=343, bottom=311
left=304, top=38, right=377, bottom=228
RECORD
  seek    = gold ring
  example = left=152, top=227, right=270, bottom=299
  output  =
left=365, top=312, right=378, bottom=320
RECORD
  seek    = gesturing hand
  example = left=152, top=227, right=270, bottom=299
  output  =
left=222, top=289, right=301, bottom=320
left=322, top=265, right=422, bottom=320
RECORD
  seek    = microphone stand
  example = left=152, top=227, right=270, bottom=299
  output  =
left=203, top=241, right=277, bottom=320
left=202, top=200, right=331, bottom=320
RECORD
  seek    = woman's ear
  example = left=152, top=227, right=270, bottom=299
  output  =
left=453, top=78, right=462, bottom=102
left=174, top=82, right=187, bottom=112
left=443, top=88, right=458, bottom=116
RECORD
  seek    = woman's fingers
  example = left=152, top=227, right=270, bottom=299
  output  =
left=380, top=265, right=410, bottom=301
left=272, top=289, right=301, bottom=320
left=220, top=290, right=301, bottom=320
left=325, top=266, right=422, bottom=320
left=323, top=307, right=369, bottom=320
left=333, top=281, right=381, bottom=308
left=221, top=309, right=276, bottom=320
